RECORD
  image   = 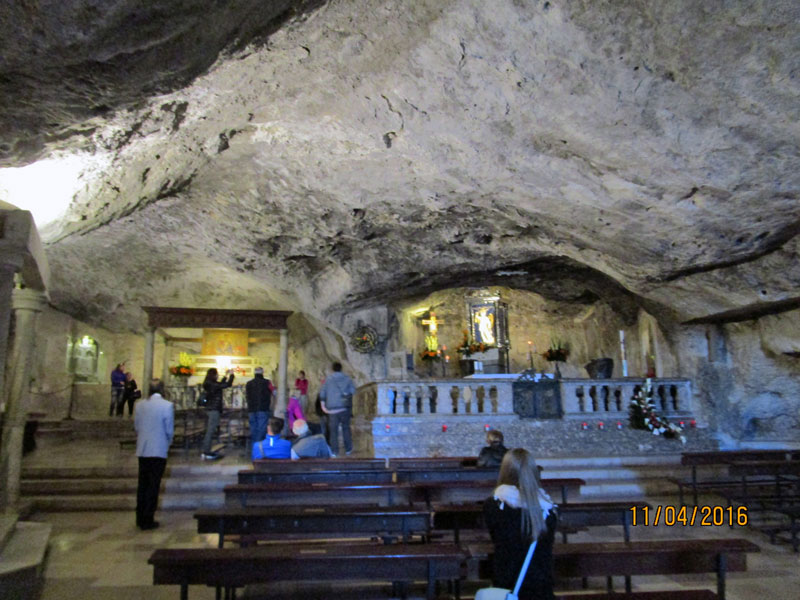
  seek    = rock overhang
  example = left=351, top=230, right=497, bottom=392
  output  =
left=0, top=0, right=797, bottom=332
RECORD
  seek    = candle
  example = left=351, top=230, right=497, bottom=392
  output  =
left=445, top=355, right=450, bottom=363
left=442, top=424, right=448, bottom=433
left=619, top=329, right=628, bottom=377
left=581, top=422, right=588, bottom=430
left=616, top=421, right=623, bottom=430
left=385, top=424, right=391, bottom=431
left=598, top=421, right=605, bottom=430
left=484, top=424, right=490, bottom=431
left=690, top=419, right=696, bottom=428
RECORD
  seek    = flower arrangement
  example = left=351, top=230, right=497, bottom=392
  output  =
left=169, top=352, right=194, bottom=377
left=456, top=329, right=492, bottom=357
left=542, top=338, right=569, bottom=362
left=629, top=378, right=686, bottom=443
left=419, top=348, right=440, bottom=361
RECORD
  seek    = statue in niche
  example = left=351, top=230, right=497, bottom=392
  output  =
left=474, top=306, right=496, bottom=346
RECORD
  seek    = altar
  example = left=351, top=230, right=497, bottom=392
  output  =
left=360, top=376, right=699, bottom=458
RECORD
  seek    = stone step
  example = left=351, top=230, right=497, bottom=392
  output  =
left=0, top=520, right=52, bottom=600
left=0, top=515, right=18, bottom=552
left=22, top=466, right=138, bottom=479
left=26, top=494, right=135, bottom=512
left=578, top=477, right=680, bottom=499
left=21, top=478, right=138, bottom=495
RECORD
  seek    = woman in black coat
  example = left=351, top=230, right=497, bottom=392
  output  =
left=200, top=367, right=234, bottom=459
left=121, top=372, right=141, bottom=417
left=483, top=448, right=558, bottom=600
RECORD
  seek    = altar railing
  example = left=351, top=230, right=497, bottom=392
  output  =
left=360, top=377, right=693, bottom=419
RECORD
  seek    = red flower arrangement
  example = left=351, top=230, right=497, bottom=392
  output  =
left=169, top=365, right=194, bottom=377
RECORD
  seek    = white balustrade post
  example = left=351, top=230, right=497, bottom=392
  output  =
left=494, top=382, right=514, bottom=414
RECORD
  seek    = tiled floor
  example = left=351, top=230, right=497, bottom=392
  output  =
left=21, top=438, right=800, bottom=599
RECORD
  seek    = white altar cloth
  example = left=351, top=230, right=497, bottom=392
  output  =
left=464, top=373, right=554, bottom=381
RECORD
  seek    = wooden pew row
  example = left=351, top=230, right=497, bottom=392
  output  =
left=224, top=477, right=585, bottom=508
left=388, top=457, right=478, bottom=469
left=149, top=538, right=759, bottom=600
left=149, top=543, right=465, bottom=600
left=468, top=538, right=760, bottom=600
left=195, top=506, right=432, bottom=547
left=237, top=466, right=499, bottom=485
left=195, top=501, right=646, bottom=548
left=432, top=501, right=651, bottom=544
left=674, top=449, right=800, bottom=506
left=252, top=458, right=386, bottom=471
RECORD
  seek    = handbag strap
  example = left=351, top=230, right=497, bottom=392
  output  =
left=512, top=539, right=537, bottom=597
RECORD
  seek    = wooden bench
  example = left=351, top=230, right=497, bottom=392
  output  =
left=388, top=456, right=478, bottom=469
left=225, top=478, right=584, bottom=508
left=238, top=468, right=395, bottom=485
left=676, top=450, right=800, bottom=506
left=252, top=458, right=386, bottom=471
left=149, top=542, right=465, bottom=600
left=468, top=538, right=760, bottom=599
left=432, top=501, right=650, bottom=544
left=195, top=506, right=432, bottom=547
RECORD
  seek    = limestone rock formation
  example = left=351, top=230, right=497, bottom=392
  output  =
left=1, top=1, right=799, bottom=442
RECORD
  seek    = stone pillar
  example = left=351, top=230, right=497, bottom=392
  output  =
left=276, top=328, right=289, bottom=417
left=161, top=337, right=171, bottom=384
left=0, top=287, right=47, bottom=509
left=142, top=328, right=155, bottom=392
left=0, top=263, right=19, bottom=410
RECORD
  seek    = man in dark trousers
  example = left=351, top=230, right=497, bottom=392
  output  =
left=245, top=366, right=273, bottom=452
left=134, top=379, right=174, bottom=530
left=319, top=362, right=356, bottom=456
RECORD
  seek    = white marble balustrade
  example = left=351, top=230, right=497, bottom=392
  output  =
left=367, top=380, right=515, bottom=416
left=359, top=377, right=693, bottom=419
left=559, top=378, right=693, bottom=419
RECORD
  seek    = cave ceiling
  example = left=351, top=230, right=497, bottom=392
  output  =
left=1, top=0, right=799, bottom=333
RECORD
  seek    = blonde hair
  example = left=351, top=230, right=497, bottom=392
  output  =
left=497, top=448, right=546, bottom=539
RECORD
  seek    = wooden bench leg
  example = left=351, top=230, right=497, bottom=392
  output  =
left=427, top=559, right=436, bottom=600
left=717, top=551, right=727, bottom=600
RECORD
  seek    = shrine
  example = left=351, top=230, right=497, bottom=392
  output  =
left=0, top=2, right=799, bottom=596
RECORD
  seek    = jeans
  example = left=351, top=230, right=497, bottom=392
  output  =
left=249, top=411, right=268, bottom=445
left=109, top=387, right=124, bottom=417
left=202, top=410, right=220, bottom=454
left=328, top=409, right=352, bottom=455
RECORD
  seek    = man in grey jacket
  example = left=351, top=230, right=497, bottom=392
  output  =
left=319, top=362, right=356, bottom=456
left=134, top=379, right=174, bottom=530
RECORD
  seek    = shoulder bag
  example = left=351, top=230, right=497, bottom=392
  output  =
left=475, top=539, right=537, bottom=600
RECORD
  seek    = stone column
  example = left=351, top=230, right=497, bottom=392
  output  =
left=142, top=328, right=155, bottom=392
left=0, top=287, right=47, bottom=509
left=276, top=328, right=289, bottom=417
left=161, top=337, right=171, bottom=383
left=0, top=263, right=20, bottom=411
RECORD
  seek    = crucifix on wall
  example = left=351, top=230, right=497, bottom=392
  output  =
left=421, top=311, right=445, bottom=351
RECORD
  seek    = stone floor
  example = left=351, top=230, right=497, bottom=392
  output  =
left=19, top=436, right=800, bottom=599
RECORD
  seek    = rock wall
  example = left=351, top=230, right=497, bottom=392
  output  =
left=676, top=309, right=800, bottom=446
